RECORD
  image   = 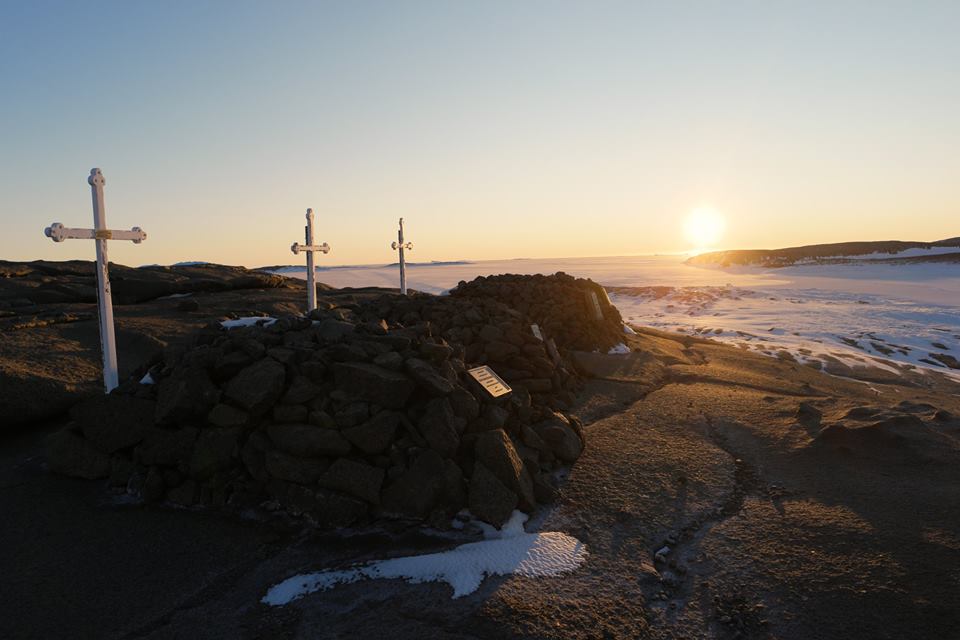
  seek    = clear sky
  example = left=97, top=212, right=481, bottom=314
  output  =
left=1, top=1, right=958, bottom=267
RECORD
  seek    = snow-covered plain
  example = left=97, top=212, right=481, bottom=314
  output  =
left=262, top=511, right=587, bottom=605
left=269, top=255, right=960, bottom=377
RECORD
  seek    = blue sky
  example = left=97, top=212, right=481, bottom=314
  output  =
left=1, top=1, right=958, bottom=266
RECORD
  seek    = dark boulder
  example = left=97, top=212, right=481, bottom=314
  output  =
left=468, top=462, right=517, bottom=526
left=224, top=358, right=286, bottom=416
left=318, top=459, right=385, bottom=504
left=532, top=413, right=583, bottom=462
left=380, top=449, right=447, bottom=517
left=332, top=362, right=414, bottom=409
left=267, top=423, right=352, bottom=457
left=190, top=427, right=241, bottom=479
left=155, top=367, right=221, bottom=425
left=342, top=411, right=399, bottom=455
left=264, top=450, right=329, bottom=484
left=417, top=398, right=462, bottom=457
left=474, top=429, right=535, bottom=511
left=207, top=403, right=251, bottom=429
left=405, top=357, right=455, bottom=396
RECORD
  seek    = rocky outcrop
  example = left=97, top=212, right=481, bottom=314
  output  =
left=0, top=260, right=286, bottom=308
left=449, top=272, right=624, bottom=352
left=45, top=274, right=600, bottom=528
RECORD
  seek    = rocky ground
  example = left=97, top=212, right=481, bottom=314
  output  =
left=2, top=262, right=960, bottom=639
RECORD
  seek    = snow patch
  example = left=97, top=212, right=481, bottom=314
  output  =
left=607, top=343, right=630, bottom=355
left=221, top=316, right=277, bottom=329
left=623, top=324, right=637, bottom=335
left=139, top=372, right=155, bottom=385
left=261, top=511, right=586, bottom=605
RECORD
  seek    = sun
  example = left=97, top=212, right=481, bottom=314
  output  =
left=683, top=206, right=726, bottom=251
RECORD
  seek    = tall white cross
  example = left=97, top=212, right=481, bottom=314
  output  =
left=44, top=168, right=147, bottom=393
left=290, top=208, right=330, bottom=312
left=391, top=217, right=413, bottom=295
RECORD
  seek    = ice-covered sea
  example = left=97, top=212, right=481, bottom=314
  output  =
left=270, top=255, right=960, bottom=378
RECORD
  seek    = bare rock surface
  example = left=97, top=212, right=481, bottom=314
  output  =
left=3, top=267, right=960, bottom=639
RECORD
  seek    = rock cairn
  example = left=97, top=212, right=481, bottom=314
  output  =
left=450, top=272, right=625, bottom=352
left=47, top=273, right=620, bottom=528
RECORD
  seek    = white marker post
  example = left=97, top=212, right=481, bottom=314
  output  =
left=44, top=168, right=147, bottom=393
left=390, top=217, right=413, bottom=295
left=290, top=208, right=330, bottom=312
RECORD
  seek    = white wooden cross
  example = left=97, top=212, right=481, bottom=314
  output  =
left=44, top=168, right=147, bottom=393
left=290, top=208, right=330, bottom=312
left=390, top=217, right=413, bottom=295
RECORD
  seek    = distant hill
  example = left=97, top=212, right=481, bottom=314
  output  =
left=686, top=238, right=960, bottom=268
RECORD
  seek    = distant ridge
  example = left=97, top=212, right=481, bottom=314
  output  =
left=687, top=238, right=960, bottom=268
left=259, top=260, right=473, bottom=273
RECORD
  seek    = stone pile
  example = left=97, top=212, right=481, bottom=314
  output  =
left=45, top=273, right=615, bottom=529
left=450, top=272, right=625, bottom=352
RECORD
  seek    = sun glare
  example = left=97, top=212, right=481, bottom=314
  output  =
left=684, top=206, right=726, bottom=251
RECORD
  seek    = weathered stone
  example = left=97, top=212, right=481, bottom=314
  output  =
left=136, top=427, right=198, bottom=466
left=326, top=343, right=369, bottom=362
left=212, top=350, right=254, bottom=381
left=482, top=404, right=510, bottom=430
left=310, top=488, right=368, bottom=528
left=533, top=414, right=583, bottom=462
left=373, top=351, right=403, bottom=371
left=266, top=347, right=297, bottom=365
left=317, top=319, right=356, bottom=342
left=521, top=378, right=553, bottom=393
left=380, top=449, right=446, bottom=517
left=318, top=458, right=385, bottom=504
left=419, top=341, right=453, bottom=363
left=485, top=341, right=518, bottom=362
left=265, top=450, right=329, bottom=484
left=334, top=402, right=369, bottom=428
left=273, top=404, right=308, bottom=423
left=474, top=429, right=535, bottom=511
left=441, top=459, right=466, bottom=508
left=478, top=325, right=503, bottom=342
left=332, top=362, right=415, bottom=409
left=71, top=394, right=153, bottom=453
left=241, top=430, right=270, bottom=481
left=300, top=360, right=327, bottom=382
left=267, top=423, right=352, bottom=457
left=224, top=358, right=286, bottom=416
left=417, top=398, right=461, bottom=457
left=532, top=472, right=559, bottom=504
left=468, top=462, right=517, bottom=526
left=155, top=367, right=221, bottom=425
left=342, top=411, right=399, bottom=455
left=190, top=428, right=240, bottom=479
left=45, top=428, right=111, bottom=479
left=207, top=403, right=250, bottom=429
left=449, top=386, right=480, bottom=420
left=308, top=410, right=337, bottom=429
left=282, top=376, right=322, bottom=405
left=405, top=358, right=455, bottom=396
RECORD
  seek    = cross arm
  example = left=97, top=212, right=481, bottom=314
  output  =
left=44, top=223, right=147, bottom=244
left=291, top=242, right=331, bottom=255
left=391, top=241, right=413, bottom=250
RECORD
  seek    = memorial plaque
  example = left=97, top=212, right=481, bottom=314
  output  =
left=467, top=365, right=512, bottom=398
left=585, top=290, right=604, bottom=320
left=530, top=323, right=543, bottom=341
